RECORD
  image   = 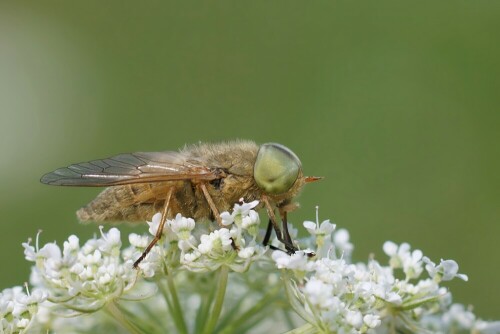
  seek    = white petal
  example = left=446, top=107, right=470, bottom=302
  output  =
left=303, top=221, right=317, bottom=234
left=363, top=314, right=381, bottom=328
left=319, top=220, right=335, bottom=234
left=238, top=247, right=255, bottom=259
left=383, top=241, right=398, bottom=256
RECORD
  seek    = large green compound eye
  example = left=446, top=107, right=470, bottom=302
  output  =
left=253, top=143, right=301, bottom=194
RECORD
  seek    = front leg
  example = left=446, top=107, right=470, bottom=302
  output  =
left=262, top=218, right=273, bottom=247
left=263, top=218, right=290, bottom=253
left=262, top=195, right=297, bottom=254
left=279, top=210, right=298, bottom=254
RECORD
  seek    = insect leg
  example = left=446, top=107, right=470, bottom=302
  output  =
left=262, top=219, right=273, bottom=246
left=262, top=195, right=282, bottom=238
left=199, top=182, right=243, bottom=251
left=262, top=218, right=286, bottom=252
left=262, top=195, right=298, bottom=253
left=133, top=187, right=173, bottom=269
left=199, top=182, right=222, bottom=226
left=279, top=210, right=298, bottom=254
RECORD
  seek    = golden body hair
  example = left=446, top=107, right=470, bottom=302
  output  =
left=75, top=140, right=305, bottom=223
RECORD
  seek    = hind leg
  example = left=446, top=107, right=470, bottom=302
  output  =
left=133, top=187, right=173, bottom=268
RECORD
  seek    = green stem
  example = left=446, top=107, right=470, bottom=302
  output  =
left=203, top=266, right=229, bottom=334
left=282, top=323, right=317, bottom=334
left=282, top=270, right=314, bottom=324
left=165, top=268, right=189, bottom=334
left=115, top=303, right=162, bottom=333
left=105, top=301, right=143, bottom=334
left=217, top=286, right=280, bottom=334
left=195, top=284, right=217, bottom=334
left=283, top=309, right=297, bottom=331
left=157, top=272, right=189, bottom=334
left=157, top=280, right=175, bottom=314
left=390, top=315, right=396, bottom=334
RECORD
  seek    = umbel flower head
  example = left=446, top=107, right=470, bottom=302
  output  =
left=23, top=227, right=142, bottom=315
left=0, top=285, right=47, bottom=333
left=4, top=201, right=498, bottom=333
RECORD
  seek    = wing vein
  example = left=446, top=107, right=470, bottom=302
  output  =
left=40, top=151, right=216, bottom=186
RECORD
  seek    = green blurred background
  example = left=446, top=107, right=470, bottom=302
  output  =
left=1, top=1, right=499, bottom=319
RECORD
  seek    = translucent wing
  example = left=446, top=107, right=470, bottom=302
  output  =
left=40, top=152, right=217, bottom=186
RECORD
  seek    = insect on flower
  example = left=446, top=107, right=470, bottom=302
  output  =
left=40, top=140, right=322, bottom=268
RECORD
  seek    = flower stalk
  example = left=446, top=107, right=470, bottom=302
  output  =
left=203, top=266, right=229, bottom=334
left=105, top=301, right=143, bottom=334
left=157, top=273, right=188, bottom=334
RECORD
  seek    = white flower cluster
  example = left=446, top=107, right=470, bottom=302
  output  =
left=129, top=199, right=266, bottom=275
left=23, top=228, right=144, bottom=315
left=10, top=201, right=274, bottom=333
left=3, top=201, right=498, bottom=333
left=421, top=303, right=500, bottom=334
left=0, top=286, right=47, bottom=334
left=270, top=209, right=492, bottom=334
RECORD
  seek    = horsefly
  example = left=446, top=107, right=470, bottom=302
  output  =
left=41, top=140, right=322, bottom=267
